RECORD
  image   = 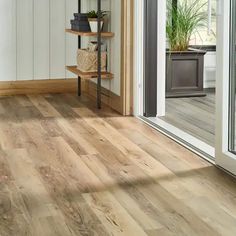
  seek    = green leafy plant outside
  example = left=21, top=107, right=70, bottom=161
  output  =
left=166, top=0, right=208, bottom=51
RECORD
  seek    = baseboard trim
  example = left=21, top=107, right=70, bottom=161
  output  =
left=0, top=79, right=77, bottom=95
left=0, top=79, right=122, bottom=114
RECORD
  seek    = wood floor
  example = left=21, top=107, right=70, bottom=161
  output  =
left=161, top=90, right=215, bottom=147
left=0, top=93, right=236, bottom=236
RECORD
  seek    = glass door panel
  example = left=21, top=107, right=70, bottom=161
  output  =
left=216, top=0, right=236, bottom=175
left=229, top=0, right=236, bottom=153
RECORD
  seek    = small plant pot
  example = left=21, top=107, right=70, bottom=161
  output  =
left=88, top=18, right=104, bottom=33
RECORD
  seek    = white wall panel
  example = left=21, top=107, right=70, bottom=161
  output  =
left=16, top=0, right=34, bottom=81
left=50, top=0, right=66, bottom=79
left=66, top=0, right=77, bottom=78
left=110, top=0, right=121, bottom=95
left=81, top=0, right=90, bottom=48
left=34, top=0, right=50, bottom=80
left=0, top=0, right=16, bottom=81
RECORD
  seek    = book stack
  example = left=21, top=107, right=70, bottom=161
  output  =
left=70, top=13, right=90, bottom=32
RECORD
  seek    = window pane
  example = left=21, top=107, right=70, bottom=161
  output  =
left=229, top=0, right=236, bottom=152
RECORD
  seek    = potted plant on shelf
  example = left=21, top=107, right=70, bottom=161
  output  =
left=166, top=0, right=208, bottom=97
left=87, top=10, right=107, bottom=33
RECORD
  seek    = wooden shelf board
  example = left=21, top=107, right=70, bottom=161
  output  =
left=65, top=29, right=114, bottom=38
left=66, top=66, right=113, bottom=79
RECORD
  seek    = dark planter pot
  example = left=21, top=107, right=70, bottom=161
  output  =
left=166, top=49, right=207, bottom=98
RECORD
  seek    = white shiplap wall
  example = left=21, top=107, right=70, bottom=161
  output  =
left=0, top=0, right=17, bottom=81
left=0, top=0, right=121, bottom=95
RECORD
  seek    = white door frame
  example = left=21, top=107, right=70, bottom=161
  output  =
left=156, top=0, right=166, bottom=116
left=133, top=0, right=144, bottom=117
left=133, top=0, right=166, bottom=117
left=215, top=0, right=236, bottom=174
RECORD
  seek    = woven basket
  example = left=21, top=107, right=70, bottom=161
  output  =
left=77, top=49, right=107, bottom=73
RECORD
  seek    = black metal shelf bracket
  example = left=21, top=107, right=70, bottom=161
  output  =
left=97, top=0, right=102, bottom=109
left=78, top=0, right=81, bottom=97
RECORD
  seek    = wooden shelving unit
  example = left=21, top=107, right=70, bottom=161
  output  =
left=66, top=0, right=114, bottom=109
left=66, top=66, right=113, bottom=79
left=65, top=29, right=114, bottom=38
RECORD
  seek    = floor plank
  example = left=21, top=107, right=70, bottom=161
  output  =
left=0, top=94, right=236, bottom=235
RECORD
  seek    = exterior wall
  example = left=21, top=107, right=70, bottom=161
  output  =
left=204, top=52, right=216, bottom=88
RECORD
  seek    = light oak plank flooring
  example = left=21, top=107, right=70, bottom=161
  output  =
left=161, top=89, right=215, bottom=147
left=0, top=94, right=236, bottom=236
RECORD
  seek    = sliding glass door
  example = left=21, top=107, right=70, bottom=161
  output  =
left=134, top=0, right=236, bottom=174
left=216, top=0, right=236, bottom=174
left=229, top=0, right=236, bottom=153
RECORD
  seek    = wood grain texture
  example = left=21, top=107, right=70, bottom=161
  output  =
left=121, top=0, right=134, bottom=115
left=66, top=66, right=114, bottom=79
left=0, top=93, right=236, bottom=236
left=0, top=79, right=123, bottom=114
left=65, top=29, right=115, bottom=38
left=161, top=89, right=215, bottom=146
left=0, top=79, right=122, bottom=114
left=0, top=79, right=77, bottom=96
